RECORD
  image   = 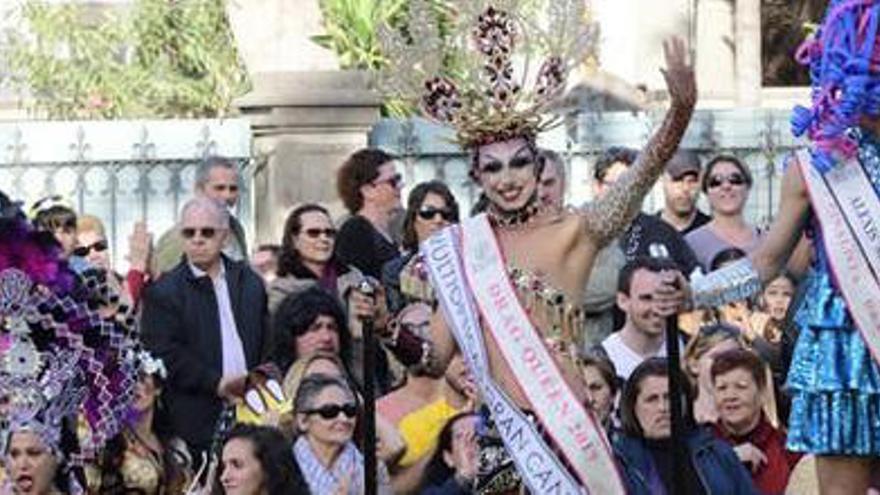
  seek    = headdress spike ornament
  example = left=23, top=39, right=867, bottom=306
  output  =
left=377, top=0, right=598, bottom=149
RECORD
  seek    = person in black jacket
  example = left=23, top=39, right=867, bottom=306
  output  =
left=335, top=148, right=403, bottom=279
left=141, top=196, right=270, bottom=458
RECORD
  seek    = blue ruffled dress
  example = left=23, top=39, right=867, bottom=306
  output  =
left=787, top=132, right=880, bottom=455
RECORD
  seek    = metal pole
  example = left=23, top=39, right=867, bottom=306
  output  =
left=358, top=280, right=378, bottom=495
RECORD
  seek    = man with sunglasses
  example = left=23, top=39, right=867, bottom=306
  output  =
left=153, top=155, right=249, bottom=275
left=335, top=148, right=403, bottom=280
left=141, top=196, right=270, bottom=459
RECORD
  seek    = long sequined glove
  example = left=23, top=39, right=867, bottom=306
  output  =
left=690, top=258, right=763, bottom=310
left=581, top=37, right=696, bottom=246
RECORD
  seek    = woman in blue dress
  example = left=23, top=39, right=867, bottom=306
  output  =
left=659, top=2, right=880, bottom=493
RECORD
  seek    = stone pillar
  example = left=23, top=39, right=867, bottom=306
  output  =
left=735, top=0, right=762, bottom=106
left=696, top=0, right=736, bottom=99
left=235, top=71, right=381, bottom=245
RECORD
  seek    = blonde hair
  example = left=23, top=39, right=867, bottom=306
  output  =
left=683, top=323, right=746, bottom=381
left=76, top=214, right=106, bottom=237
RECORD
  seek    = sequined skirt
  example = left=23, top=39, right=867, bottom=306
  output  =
left=476, top=407, right=525, bottom=495
left=786, top=269, right=880, bottom=455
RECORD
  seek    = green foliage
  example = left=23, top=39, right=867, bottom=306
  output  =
left=313, top=0, right=456, bottom=116
left=3, top=0, right=250, bottom=119
left=311, top=0, right=409, bottom=71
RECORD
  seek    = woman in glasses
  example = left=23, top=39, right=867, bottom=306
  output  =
left=293, top=374, right=393, bottom=495
left=76, top=214, right=153, bottom=308
left=383, top=181, right=460, bottom=314
left=685, top=155, right=761, bottom=271
left=269, top=203, right=364, bottom=314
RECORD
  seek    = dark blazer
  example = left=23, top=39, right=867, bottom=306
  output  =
left=141, top=256, right=269, bottom=454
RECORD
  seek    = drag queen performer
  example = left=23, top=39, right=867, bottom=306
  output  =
left=0, top=191, right=139, bottom=494
left=662, top=2, right=880, bottom=493
left=377, top=1, right=695, bottom=492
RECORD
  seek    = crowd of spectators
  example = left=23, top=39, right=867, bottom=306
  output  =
left=1, top=146, right=820, bottom=495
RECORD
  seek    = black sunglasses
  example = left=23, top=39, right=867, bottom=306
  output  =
left=73, top=240, right=108, bottom=258
left=181, top=227, right=218, bottom=239
left=305, top=402, right=358, bottom=420
left=707, top=173, right=747, bottom=189
left=417, top=207, right=454, bottom=222
left=303, top=228, right=337, bottom=239
left=373, top=173, right=403, bottom=188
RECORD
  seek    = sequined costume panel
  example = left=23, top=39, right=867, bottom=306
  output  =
left=787, top=132, right=880, bottom=455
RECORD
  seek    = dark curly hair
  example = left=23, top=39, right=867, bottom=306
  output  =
left=277, top=203, right=337, bottom=278
left=211, top=424, right=305, bottom=495
left=271, top=287, right=352, bottom=372
left=400, top=181, right=460, bottom=251
left=337, top=148, right=396, bottom=213
left=594, top=146, right=639, bottom=182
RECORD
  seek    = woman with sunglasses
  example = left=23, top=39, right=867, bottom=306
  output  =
left=293, top=374, right=392, bottom=495
left=269, top=204, right=365, bottom=314
left=685, top=155, right=761, bottom=271
left=76, top=214, right=153, bottom=308
left=382, top=181, right=460, bottom=314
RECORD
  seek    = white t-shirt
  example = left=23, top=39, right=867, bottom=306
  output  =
left=600, top=332, right=680, bottom=381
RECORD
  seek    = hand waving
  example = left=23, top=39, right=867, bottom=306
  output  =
left=660, top=36, right=697, bottom=109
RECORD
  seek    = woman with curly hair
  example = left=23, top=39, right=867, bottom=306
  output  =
left=212, top=424, right=304, bottom=495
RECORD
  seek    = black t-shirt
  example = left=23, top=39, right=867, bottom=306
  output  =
left=621, top=213, right=700, bottom=275
left=656, top=209, right=712, bottom=236
left=335, top=215, right=399, bottom=279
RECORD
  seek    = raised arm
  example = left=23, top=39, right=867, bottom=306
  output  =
left=581, top=37, right=697, bottom=247
left=685, top=159, right=812, bottom=310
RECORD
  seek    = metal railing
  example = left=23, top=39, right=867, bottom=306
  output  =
left=369, top=108, right=805, bottom=228
left=0, top=119, right=252, bottom=270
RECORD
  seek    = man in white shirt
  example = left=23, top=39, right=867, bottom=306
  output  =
left=601, top=257, right=683, bottom=381
left=142, top=196, right=269, bottom=456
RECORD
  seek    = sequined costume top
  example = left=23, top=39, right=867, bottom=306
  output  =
left=786, top=130, right=880, bottom=455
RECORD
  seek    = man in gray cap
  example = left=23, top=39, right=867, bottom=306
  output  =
left=657, top=149, right=710, bottom=234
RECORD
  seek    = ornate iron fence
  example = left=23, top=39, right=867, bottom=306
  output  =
left=0, top=119, right=252, bottom=270
left=369, top=107, right=805, bottom=229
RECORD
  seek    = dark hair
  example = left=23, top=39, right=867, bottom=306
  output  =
left=619, top=358, right=694, bottom=438
left=271, top=287, right=352, bottom=372
left=401, top=181, right=460, bottom=251
left=710, top=348, right=767, bottom=390
left=617, top=256, right=680, bottom=295
left=709, top=247, right=747, bottom=271
left=31, top=197, right=76, bottom=233
left=701, top=155, right=753, bottom=192
left=277, top=203, right=335, bottom=278
left=594, top=147, right=638, bottom=182
left=95, top=388, right=190, bottom=494
left=211, top=424, right=304, bottom=495
left=195, top=155, right=238, bottom=190
left=337, top=148, right=396, bottom=213
left=419, top=412, right=478, bottom=490
left=579, top=353, right=621, bottom=397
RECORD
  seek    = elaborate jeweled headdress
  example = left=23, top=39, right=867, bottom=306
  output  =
left=0, top=212, right=138, bottom=468
left=792, top=0, right=880, bottom=172
left=377, top=0, right=598, bottom=148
